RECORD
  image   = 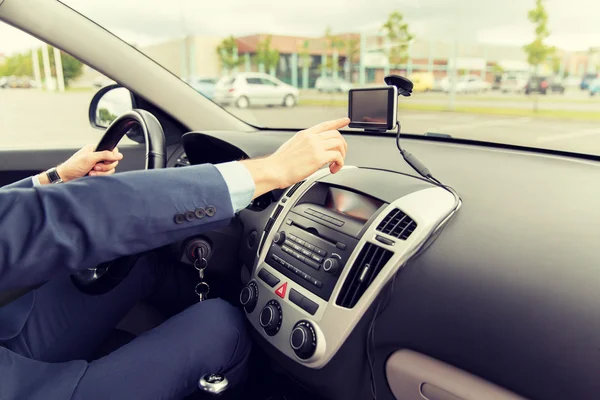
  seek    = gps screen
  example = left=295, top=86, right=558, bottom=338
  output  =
left=349, top=88, right=394, bottom=129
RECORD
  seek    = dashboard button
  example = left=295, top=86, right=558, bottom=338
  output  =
left=303, top=258, right=320, bottom=270
left=310, top=254, right=323, bottom=263
left=304, top=242, right=315, bottom=251
left=289, top=288, right=304, bottom=307
left=376, top=235, right=395, bottom=246
left=311, top=278, right=323, bottom=288
left=258, top=268, right=280, bottom=288
left=336, top=242, right=347, bottom=250
left=314, top=247, right=327, bottom=256
left=282, top=246, right=293, bottom=255
left=300, top=297, right=319, bottom=315
left=300, top=248, right=311, bottom=257
left=296, top=238, right=306, bottom=246
left=291, top=243, right=303, bottom=252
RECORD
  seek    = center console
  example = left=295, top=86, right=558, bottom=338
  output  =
left=241, top=167, right=456, bottom=369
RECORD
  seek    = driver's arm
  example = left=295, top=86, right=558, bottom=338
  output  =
left=0, top=118, right=349, bottom=292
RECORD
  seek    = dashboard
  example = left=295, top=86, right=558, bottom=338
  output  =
left=179, top=130, right=600, bottom=400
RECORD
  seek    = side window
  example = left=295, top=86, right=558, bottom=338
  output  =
left=0, top=22, right=132, bottom=149
left=260, top=78, right=278, bottom=86
left=246, top=78, right=263, bottom=85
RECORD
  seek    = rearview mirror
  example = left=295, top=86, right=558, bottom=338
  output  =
left=89, top=85, right=135, bottom=129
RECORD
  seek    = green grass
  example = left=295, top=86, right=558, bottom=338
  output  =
left=298, top=98, right=600, bottom=121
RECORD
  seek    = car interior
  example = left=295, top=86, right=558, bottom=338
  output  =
left=2, top=1, right=600, bottom=400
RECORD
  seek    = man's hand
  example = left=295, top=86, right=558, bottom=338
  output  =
left=38, top=144, right=123, bottom=184
left=241, top=117, right=349, bottom=198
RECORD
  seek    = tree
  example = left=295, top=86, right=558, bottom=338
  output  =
left=523, top=0, right=555, bottom=71
left=323, top=26, right=345, bottom=73
left=551, top=54, right=562, bottom=75
left=523, top=0, right=555, bottom=110
left=216, top=36, right=243, bottom=72
left=344, top=37, right=360, bottom=82
left=381, top=11, right=414, bottom=66
left=0, top=47, right=83, bottom=86
left=254, top=36, right=280, bottom=74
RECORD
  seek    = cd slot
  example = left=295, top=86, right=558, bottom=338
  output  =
left=288, top=219, right=337, bottom=246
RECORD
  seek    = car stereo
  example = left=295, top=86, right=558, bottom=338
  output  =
left=265, top=184, right=384, bottom=302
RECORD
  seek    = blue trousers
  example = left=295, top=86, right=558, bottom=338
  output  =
left=1, top=254, right=250, bottom=399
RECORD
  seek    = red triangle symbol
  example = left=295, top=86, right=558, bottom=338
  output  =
left=275, top=282, right=287, bottom=298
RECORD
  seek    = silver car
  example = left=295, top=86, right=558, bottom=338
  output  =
left=213, top=72, right=299, bottom=109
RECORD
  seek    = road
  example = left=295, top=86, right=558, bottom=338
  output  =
left=1, top=89, right=600, bottom=156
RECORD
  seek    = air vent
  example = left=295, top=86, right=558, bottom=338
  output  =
left=259, top=204, right=284, bottom=253
left=336, top=243, right=393, bottom=308
left=286, top=180, right=305, bottom=198
left=174, top=153, right=190, bottom=167
left=376, top=208, right=417, bottom=240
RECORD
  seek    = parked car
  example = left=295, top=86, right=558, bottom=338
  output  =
left=213, top=72, right=299, bottom=108
left=525, top=76, right=565, bottom=95
left=0, top=76, right=7, bottom=88
left=314, top=76, right=352, bottom=92
left=580, top=73, right=598, bottom=90
left=500, top=77, right=528, bottom=93
left=588, top=78, right=600, bottom=96
left=184, top=77, right=218, bottom=100
left=440, top=75, right=490, bottom=94
left=408, top=72, right=434, bottom=92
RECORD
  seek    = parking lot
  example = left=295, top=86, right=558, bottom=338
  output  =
left=1, top=88, right=600, bottom=156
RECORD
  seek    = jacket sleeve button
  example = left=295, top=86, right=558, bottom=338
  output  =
left=206, top=206, right=216, bottom=217
left=185, top=210, right=196, bottom=222
left=174, top=213, right=186, bottom=224
left=195, top=208, right=206, bottom=219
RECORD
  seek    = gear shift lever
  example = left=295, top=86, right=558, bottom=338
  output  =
left=198, top=373, right=229, bottom=396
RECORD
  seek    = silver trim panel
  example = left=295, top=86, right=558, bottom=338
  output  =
left=247, top=167, right=456, bottom=368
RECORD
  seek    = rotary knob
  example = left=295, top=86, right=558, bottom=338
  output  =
left=290, top=321, right=317, bottom=360
left=273, top=231, right=286, bottom=245
left=323, top=257, right=341, bottom=275
left=239, top=282, right=258, bottom=313
left=259, top=300, right=282, bottom=336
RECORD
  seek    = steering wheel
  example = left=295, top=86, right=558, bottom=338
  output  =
left=71, top=109, right=166, bottom=295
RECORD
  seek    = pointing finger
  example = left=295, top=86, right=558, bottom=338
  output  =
left=306, top=117, right=350, bottom=135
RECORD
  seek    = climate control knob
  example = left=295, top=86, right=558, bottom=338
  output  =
left=273, top=231, right=286, bottom=245
left=259, top=300, right=282, bottom=336
left=239, top=282, right=258, bottom=313
left=290, top=321, right=317, bottom=360
left=323, top=257, right=341, bottom=275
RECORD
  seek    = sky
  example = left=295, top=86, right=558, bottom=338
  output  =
left=1, top=0, right=600, bottom=55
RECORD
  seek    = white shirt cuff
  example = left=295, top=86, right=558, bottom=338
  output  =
left=32, top=174, right=41, bottom=187
left=214, top=161, right=256, bottom=213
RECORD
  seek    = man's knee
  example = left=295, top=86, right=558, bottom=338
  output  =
left=185, top=299, right=250, bottom=370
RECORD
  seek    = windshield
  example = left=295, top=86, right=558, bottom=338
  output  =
left=3, top=0, right=600, bottom=156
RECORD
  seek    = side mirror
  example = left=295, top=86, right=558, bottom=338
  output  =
left=89, top=85, right=135, bottom=129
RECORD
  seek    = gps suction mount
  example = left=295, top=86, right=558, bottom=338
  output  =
left=384, top=74, right=413, bottom=134
left=384, top=74, right=413, bottom=98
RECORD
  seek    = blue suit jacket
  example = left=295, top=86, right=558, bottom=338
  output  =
left=0, top=165, right=234, bottom=399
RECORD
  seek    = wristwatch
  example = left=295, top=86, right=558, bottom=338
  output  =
left=46, top=167, right=63, bottom=184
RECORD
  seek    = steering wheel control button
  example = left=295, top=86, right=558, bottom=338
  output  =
left=206, top=206, right=216, bottom=217
left=198, top=373, right=229, bottom=394
left=240, top=281, right=258, bottom=313
left=258, top=268, right=280, bottom=288
left=174, top=213, right=186, bottom=224
left=195, top=208, right=206, bottom=219
left=260, top=300, right=283, bottom=336
left=185, top=210, right=196, bottom=222
left=274, top=282, right=288, bottom=299
left=290, top=321, right=317, bottom=359
left=273, top=231, right=286, bottom=245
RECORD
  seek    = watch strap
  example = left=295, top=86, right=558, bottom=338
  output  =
left=46, top=167, right=63, bottom=184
